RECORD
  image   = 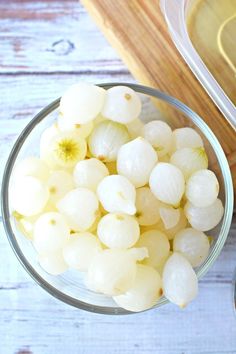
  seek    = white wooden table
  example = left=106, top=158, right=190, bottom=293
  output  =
left=0, top=1, right=236, bottom=353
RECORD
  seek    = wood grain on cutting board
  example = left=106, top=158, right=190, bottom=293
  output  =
left=81, top=0, right=236, bottom=189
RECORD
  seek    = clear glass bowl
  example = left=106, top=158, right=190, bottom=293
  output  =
left=1, top=83, right=234, bottom=314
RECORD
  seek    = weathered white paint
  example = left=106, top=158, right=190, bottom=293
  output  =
left=0, top=1, right=125, bottom=73
left=0, top=1, right=236, bottom=354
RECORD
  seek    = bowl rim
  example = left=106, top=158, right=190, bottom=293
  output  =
left=1, top=82, right=234, bottom=315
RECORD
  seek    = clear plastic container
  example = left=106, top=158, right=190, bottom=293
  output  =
left=160, top=0, right=236, bottom=130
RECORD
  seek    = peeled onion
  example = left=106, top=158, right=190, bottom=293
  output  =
left=136, top=230, right=170, bottom=268
left=33, top=212, right=70, bottom=253
left=102, top=86, right=141, bottom=124
left=39, top=251, right=68, bottom=275
left=97, top=175, right=136, bottom=215
left=11, top=176, right=49, bottom=217
left=170, top=147, right=208, bottom=179
left=47, top=170, right=74, bottom=204
left=63, top=232, right=102, bottom=271
left=57, top=115, right=93, bottom=137
left=159, top=205, right=180, bottom=230
left=186, top=169, right=219, bottom=207
left=172, top=127, right=203, bottom=151
left=60, top=83, right=106, bottom=124
left=42, top=131, right=87, bottom=169
left=173, top=228, right=210, bottom=267
left=113, top=264, right=162, bottom=312
left=57, top=188, right=99, bottom=231
left=143, top=120, right=173, bottom=157
left=149, top=163, right=185, bottom=206
left=135, top=187, right=160, bottom=226
left=88, top=120, right=130, bottom=162
left=156, top=207, right=187, bottom=240
left=162, top=252, right=198, bottom=307
left=184, top=199, right=224, bottom=231
left=97, top=213, right=140, bottom=248
left=13, top=157, right=49, bottom=182
left=86, top=248, right=148, bottom=296
left=117, top=137, right=157, bottom=188
left=73, top=158, right=109, bottom=191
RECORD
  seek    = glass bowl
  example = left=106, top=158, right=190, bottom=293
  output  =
left=1, top=83, right=234, bottom=314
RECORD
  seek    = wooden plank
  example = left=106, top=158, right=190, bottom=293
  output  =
left=0, top=0, right=125, bottom=74
left=2, top=283, right=235, bottom=354
left=81, top=0, right=236, bottom=189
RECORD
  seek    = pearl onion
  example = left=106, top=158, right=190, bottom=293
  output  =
left=47, top=170, right=74, bottom=204
left=184, top=199, right=224, bottom=232
left=97, top=175, right=136, bottom=215
left=97, top=213, right=140, bottom=248
left=117, top=137, right=157, bottom=188
left=113, top=265, right=162, bottom=312
left=73, top=158, right=109, bottom=192
left=60, top=83, right=106, bottom=124
left=163, top=252, right=198, bottom=308
left=88, top=120, right=130, bottom=162
left=135, top=187, right=160, bottom=226
left=13, top=157, right=49, bottom=182
left=11, top=176, right=49, bottom=217
left=172, top=127, right=203, bottom=151
left=57, top=115, right=93, bottom=137
left=170, top=147, right=208, bottom=179
left=63, top=232, right=102, bottom=271
left=186, top=169, right=219, bottom=207
left=38, top=251, right=68, bottom=275
left=33, top=212, right=70, bottom=253
left=149, top=163, right=185, bottom=206
left=143, top=120, right=173, bottom=157
left=173, top=228, right=210, bottom=267
left=102, top=86, right=141, bottom=124
left=136, top=230, right=170, bottom=268
left=57, top=188, right=99, bottom=231
left=159, top=205, right=180, bottom=230
left=86, top=248, right=148, bottom=296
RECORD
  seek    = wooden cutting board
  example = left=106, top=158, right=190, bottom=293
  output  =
left=81, top=0, right=236, bottom=190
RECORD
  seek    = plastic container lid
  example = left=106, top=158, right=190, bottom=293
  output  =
left=160, top=0, right=236, bottom=130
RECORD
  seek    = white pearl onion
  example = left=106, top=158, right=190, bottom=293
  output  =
left=149, top=163, right=185, bottom=206
left=163, top=252, right=198, bottom=308
left=113, top=264, right=162, bottom=312
left=117, top=137, right=157, bottom=188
